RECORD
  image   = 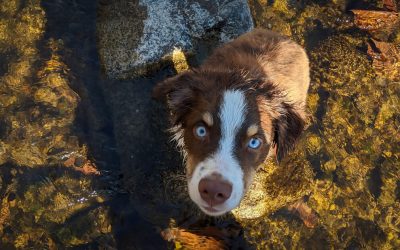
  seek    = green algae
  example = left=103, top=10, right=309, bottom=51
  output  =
left=3, top=38, right=81, bottom=167
left=0, top=0, right=399, bottom=248
left=0, top=1, right=116, bottom=248
left=233, top=152, right=314, bottom=220
left=245, top=0, right=400, bottom=248
left=0, top=164, right=113, bottom=248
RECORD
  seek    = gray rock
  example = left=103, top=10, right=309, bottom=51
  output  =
left=97, top=0, right=254, bottom=79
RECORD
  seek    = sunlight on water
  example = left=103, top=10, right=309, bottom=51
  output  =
left=0, top=0, right=399, bottom=248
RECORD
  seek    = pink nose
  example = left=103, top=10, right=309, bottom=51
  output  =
left=198, top=175, right=232, bottom=206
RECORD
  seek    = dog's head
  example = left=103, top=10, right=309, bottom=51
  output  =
left=153, top=69, right=305, bottom=216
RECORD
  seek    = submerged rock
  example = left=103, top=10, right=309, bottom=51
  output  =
left=97, top=0, right=253, bottom=79
left=233, top=149, right=314, bottom=220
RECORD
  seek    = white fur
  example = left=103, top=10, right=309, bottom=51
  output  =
left=188, top=90, right=246, bottom=216
left=169, top=125, right=187, bottom=160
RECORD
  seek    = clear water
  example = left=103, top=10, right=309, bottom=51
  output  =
left=0, top=0, right=399, bottom=249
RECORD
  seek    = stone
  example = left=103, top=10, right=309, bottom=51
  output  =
left=0, top=142, right=8, bottom=165
left=232, top=153, right=314, bottom=220
left=97, top=0, right=253, bottom=79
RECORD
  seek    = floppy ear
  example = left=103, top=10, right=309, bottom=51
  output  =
left=152, top=71, right=196, bottom=125
left=272, top=103, right=305, bottom=162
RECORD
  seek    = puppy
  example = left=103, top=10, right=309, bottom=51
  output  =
left=153, top=29, right=310, bottom=216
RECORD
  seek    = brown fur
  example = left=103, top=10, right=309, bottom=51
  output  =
left=153, top=28, right=310, bottom=199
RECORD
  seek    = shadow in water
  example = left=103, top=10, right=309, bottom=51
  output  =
left=38, top=0, right=253, bottom=248
left=38, top=0, right=169, bottom=248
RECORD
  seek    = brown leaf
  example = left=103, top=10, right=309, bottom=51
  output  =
left=367, top=39, right=400, bottom=80
left=63, top=156, right=100, bottom=175
left=351, top=9, right=399, bottom=40
left=161, top=227, right=227, bottom=250
left=74, top=161, right=100, bottom=175
left=384, top=0, right=398, bottom=12
left=288, top=199, right=318, bottom=228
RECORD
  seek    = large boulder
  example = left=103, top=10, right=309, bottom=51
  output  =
left=97, top=0, right=253, bottom=79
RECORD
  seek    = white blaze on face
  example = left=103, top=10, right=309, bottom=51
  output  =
left=188, top=89, right=246, bottom=216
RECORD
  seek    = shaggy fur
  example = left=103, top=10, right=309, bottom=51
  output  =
left=153, top=28, right=310, bottom=216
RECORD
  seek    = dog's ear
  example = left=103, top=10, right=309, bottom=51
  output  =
left=272, top=103, right=305, bottom=163
left=152, top=71, right=196, bottom=125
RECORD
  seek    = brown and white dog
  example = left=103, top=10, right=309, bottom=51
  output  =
left=153, top=29, right=310, bottom=216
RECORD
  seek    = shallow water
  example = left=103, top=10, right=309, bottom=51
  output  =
left=0, top=0, right=399, bottom=249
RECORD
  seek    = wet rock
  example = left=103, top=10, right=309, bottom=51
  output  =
left=322, top=159, right=336, bottom=173
left=248, top=1, right=354, bottom=46
left=0, top=142, right=8, bottom=165
left=97, top=0, right=253, bottom=79
left=232, top=149, right=314, bottom=220
left=0, top=0, right=21, bottom=16
left=34, top=87, right=59, bottom=107
left=0, top=1, right=75, bottom=168
left=310, top=34, right=375, bottom=96
left=351, top=9, right=399, bottom=41
left=306, top=134, right=322, bottom=155
left=367, top=39, right=400, bottom=81
left=10, top=144, right=47, bottom=166
left=1, top=38, right=82, bottom=167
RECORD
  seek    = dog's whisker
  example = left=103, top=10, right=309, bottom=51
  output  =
left=154, top=29, right=310, bottom=216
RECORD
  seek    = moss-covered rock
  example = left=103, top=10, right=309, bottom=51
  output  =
left=97, top=0, right=254, bottom=79
left=243, top=1, right=400, bottom=248
left=310, top=34, right=376, bottom=96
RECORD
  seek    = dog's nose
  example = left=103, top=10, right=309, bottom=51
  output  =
left=198, top=175, right=232, bottom=206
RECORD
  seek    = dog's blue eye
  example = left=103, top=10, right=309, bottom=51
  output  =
left=195, top=125, right=207, bottom=138
left=248, top=138, right=261, bottom=149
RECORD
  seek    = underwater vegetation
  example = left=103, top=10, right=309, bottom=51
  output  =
left=241, top=0, right=400, bottom=248
left=0, top=0, right=399, bottom=249
left=0, top=0, right=115, bottom=248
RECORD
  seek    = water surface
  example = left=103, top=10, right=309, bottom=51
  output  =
left=0, top=0, right=399, bottom=249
